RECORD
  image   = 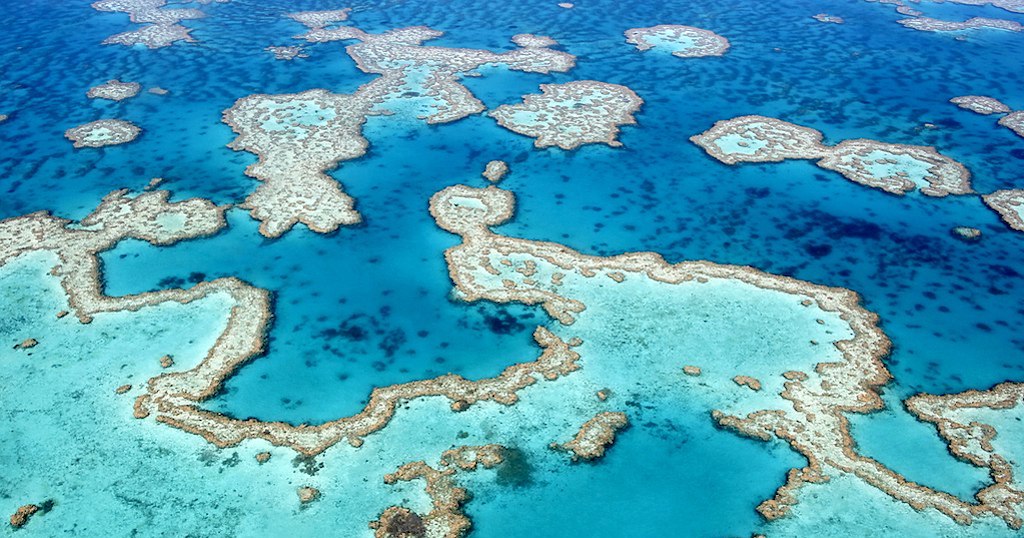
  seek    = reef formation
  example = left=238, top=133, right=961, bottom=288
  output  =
left=1001, top=112, right=1024, bottom=137
left=557, top=411, right=629, bottom=461
left=482, top=160, right=509, bottom=183
left=292, top=20, right=575, bottom=123
left=3, top=155, right=1024, bottom=533
left=222, top=89, right=373, bottom=237
left=4, top=0, right=1024, bottom=535
left=488, top=81, right=644, bottom=150
left=624, top=25, right=730, bottom=57
left=951, top=95, right=1013, bottom=115
left=265, top=46, right=308, bottom=60
left=9, top=504, right=40, bottom=528
left=982, top=190, right=1024, bottom=232
left=427, top=179, right=1022, bottom=530
left=0, top=190, right=554, bottom=463
left=64, top=119, right=142, bottom=148
left=903, top=383, right=1024, bottom=527
left=87, top=80, right=142, bottom=101
left=898, top=16, right=1022, bottom=32
left=287, top=8, right=352, bottom=29
left=813, top=13, right=845, bottom=24
left=939, top=0, right=1024, bottom=13
left=691, top=115, right=973, bottom=196
left=371, top=445, right=505, bottom=538
left=950, top=95, right=1024, bottom=140
left=865, top=0, right=1023, bottom=32
left=90, top=0, right=226, bottom=48
left=220, top=10, right=576, bottom=237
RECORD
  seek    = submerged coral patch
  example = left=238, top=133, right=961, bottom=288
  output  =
left=982, top=190, right=1024, bottom=232
left=265, top=46, right=308, bottom=60
left=897, top=16, right=1022, bottom=32
left=87, top=80, right=142, bottom=101
left=817, top=140, right=972, bottom=197
left=998, top=111, right=1024, bottom=138
left=489, top=81, right=644, bottom=150
left=91, top=0, right=213, bottom=48
left=9, top=504, right=41, bottom=528
left=691, top=115, right=972, bottom=196
left=951, top=226, right=982, bottom=241
left=64, top=119, right=141, bottom=148
left=813, top=13, right=845, bottom=24
left=624, top=24, right=730, bottom=58
left=222, top=89, right=373, bottom=237
left=482, top=160, right=510, bottom=183
left=950, top=95, right=1012, bottom=115
left=558, top=411, right=629, bottom=461
left=689, top=115, right=828, bottom=165
left=372, top=445, right=505, bottom=538
left=287, top=8, right=351, bottom=29
left=949, top=95, right=1024, bottom=140
left=219, top=12, right=578, bottom=238
left=427, top=176, right=1024, bottom=530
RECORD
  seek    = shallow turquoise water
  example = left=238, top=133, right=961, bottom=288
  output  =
left=2, top=0, right=1024, bottom=536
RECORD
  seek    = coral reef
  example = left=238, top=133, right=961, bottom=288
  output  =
left=949, top=95, right=1024, bottom=140
left=297, top=486, right=320, bottom=504
left=904, top=382, right=1024, bottom=528
left=295, top=24, right=575, bottom=123
left=865, top=0, right=1022, bottom=32
left=64, top=119, right=141, bottom=148
left=287, top=8, right=351, bottom=29
left=222, top=89, right=373, bottom=237
left=999, top=111, right=1024, bottom=138
left=558, top=411, right=629, bottom=461
left=898, top=16, right=1022, bottom=32
left=13, top=338, right=38, bottom=350
left=936, top=0, right=1024, bottom=13
left=489, top=81, right=643, bottom=150
left=371, top=445, right=505, bottom=538
left=221, top=13, right=577, bottom=237
left=87, top=80, right=142, bottom=101
left=813, top=13, right=845, bottom=23
left=691, top=115, right=972, bottom=196
left=482, top=160, right=509, bottom=183
left=1, top=187, right=581, bottom=457
left=91, top=0, right=220, bottom=48
left=624, top=25, right=730, bottom=57
left=951, top=226, right=982, bottom=241
left=9, top=504, right=40, bottom=528
left=265, top=46, right=308, bottom=60
left=427, top=178, right=1022, bottom=529
left=950, top=95, right=1012, bottom=115
left=982, top=190, right=1024, bottom=232
left=733, top=376, right=762, bottom=391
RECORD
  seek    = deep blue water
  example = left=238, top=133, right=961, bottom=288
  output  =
left=2, top=0, right=1024, bottom=536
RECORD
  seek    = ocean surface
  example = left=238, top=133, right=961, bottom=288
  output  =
left=2, top=0, right=1023, bottom=536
